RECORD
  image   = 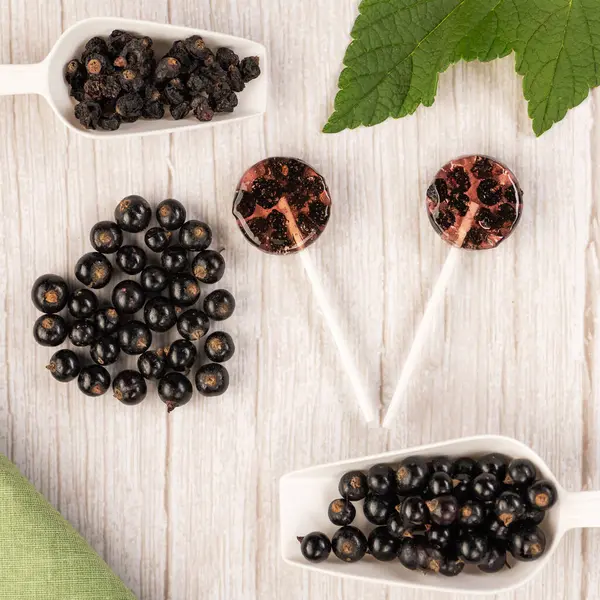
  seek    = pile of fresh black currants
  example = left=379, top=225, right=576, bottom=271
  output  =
left=32, top=196, right=235, bottom=411
left=298, top=453, right=557, bottom=576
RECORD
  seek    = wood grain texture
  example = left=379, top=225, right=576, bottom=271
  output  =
left=0, top=0, right=599, bottom=599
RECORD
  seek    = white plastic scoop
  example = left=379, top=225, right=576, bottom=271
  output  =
left=280, top=435, right=599, bottom=595
left=0, top=17, right=268, bottom=139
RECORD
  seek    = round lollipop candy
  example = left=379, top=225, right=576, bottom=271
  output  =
left=383, top=155, right=523, bottom=427
left=233, top=157, right=376, bottom=422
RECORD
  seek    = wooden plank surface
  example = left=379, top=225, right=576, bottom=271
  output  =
left=0, top=0, right=599, bottom=599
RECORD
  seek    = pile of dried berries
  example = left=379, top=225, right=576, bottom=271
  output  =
left=65, top=30, right=261, bottom=130
left=298, top=453, right=556, bottom=575
left=33, top=196, right=235, bottom=411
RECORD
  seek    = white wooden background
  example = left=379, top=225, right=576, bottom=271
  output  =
left=0, top=1, right=598, bottom=599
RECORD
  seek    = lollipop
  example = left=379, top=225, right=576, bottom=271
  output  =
left=233, top=157, right=376, bottom=422
left=382, top=155, right=523, bottom=428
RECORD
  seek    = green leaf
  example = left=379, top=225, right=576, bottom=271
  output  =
left=324, top=0, right=600, bottom=136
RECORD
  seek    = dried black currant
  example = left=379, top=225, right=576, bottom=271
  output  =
left=75, top=101, right=102, bottom=129
left=69, top=319, right=96, bottom=347
left=85, top=53, right=110, bottom=76
left=116, top=93, right=144, bottom=120
left=118, top=68, right=145, bottom=93
left=161, top=246, right=189, bottom=274
left=138, top=350, right=167, bottom=380
left=183, top=35, right=207, bottom=58
left=90, top=336, right=120, bottom=366
left=98, top=113, right=121, bottom=131
left=140, top=266, right=169, bottom=294
left=90, top=221, right=123, bottom=254
left=177, top=309, right=210, bottom=341
left=158, top=372, right=193, bottom=412
left=114, top=195, right=151, bottom=233
left=77, top=365, right=110, bottom=397
left=75, top=252, right=113, bottom=289
left=240, top=56, right=260, bottom=82
left=156, top=199, right=186, bottom=230
left=31, top=274, right=69, bottom=313
left=203, top=289, right=235, bottom=321
left=107, top=30, right=134, bottom=56
left=192, top=250, right=224, bottom=284
left=212, top=90, right=238, bottom=113
left=112, top=280, right=145, bottom=314
left=116, top=245, right=147, bottom=275
left=216, top=47, right=239, bottom=69
left=169, top=273, right=201, bottom=307
left=192, top=96, right=214, bottom=121
left=143, top=101, right=165, bottom=120
left=46, top=349, right=80, bottom=382
left=84, top=36, right=109, bottom=57
left=92, top=306, right=120, bottom=336
left=328, top=499, right=356, bottom=527
left=187, top=73, right=210, bottom=96
left=227, top=66, right=245, bottom=93
left=144, top=297, right=179, bottom=333
left=170, top=101, right=191, bottom=120
left=179, top=220, right=212, bottom=251
left=166, top=339, right=197, bottom=372
left=65, top=59, right=84, bottom=84
left=113, top=370, right=147, bottom=406
left=163, top=78, right=187, bottom=106
left=154, top=57, right=181, bottom=83
left=118, top=320, right=152, bottom=355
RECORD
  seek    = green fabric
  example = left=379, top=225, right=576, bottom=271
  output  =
left=0, top=454, right=136, bottom=600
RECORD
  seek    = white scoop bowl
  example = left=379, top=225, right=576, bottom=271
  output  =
left=280, top=435, right=600, bottom=595
left=0, top=17, right=268, bottom=139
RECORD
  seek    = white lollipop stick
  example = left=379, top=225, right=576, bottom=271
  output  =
left=298, top=249, right=377, bottom=423
left=382, top=248, right=461, bottom=428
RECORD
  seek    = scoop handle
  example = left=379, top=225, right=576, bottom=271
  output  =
left=0, top=63, right=47, bottom=96
left=561, top=491, right=600, bottom=530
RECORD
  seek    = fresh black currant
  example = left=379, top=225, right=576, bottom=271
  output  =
left=114, top=195, right=151, bottom=233
left=476, top=453, right=509, bottom=480
left=527, top=479, right=557, bottom=510
left=487, top=516, right=511, bottom=542
left=430, top=456, right=453, bottom=475
left=495, top=490, right=526, bottom=526
left=331, top=526, right=367, bottom=563
left=472, top=473, right=501, bottom=503
left=396, top=456, right=430, bottom=494
left=398, top=537, right=421, bottom=570
left=92, top=306, right=120, bottom=336
left=400, top=496, right=430, bottom=527
left=338, top=471, right=368, bottom=501
left=509, top=523, right=546, bottom=561
left=439, top=556, right=465, bottom=577
left=90, top=336, right=120, bottom=366
left=77, top=365, right=110, bottom=397
left=203, top=289, right=235, bottom=321
left=456, top=531, right=489, bottom=564
left=452, top=457, right=477, bottom=477
left=118, top=321, right=152, bottom=355
left=427, top=526, right=453, bottom=550
left=69, top=320, right=96, bottom=347
left=177, top=309, right=210, bottom=341
left=299, top=532, right=331, bottom=563
left=505, top=458, right=537, bottom=488
left=113, top=370, right=147, bottom=406
left=33, top=314, right=68, bottom=347
left=417, top=543, right=444, bottom=573
left=204, top=331, right=235, bottom=363
left=145, top=227, right=173, bottom=253
left=368, top=527, right=399, bottom=561
left=31, top=274, right=69, bottom=313
left=46, top=349, right=80, bottom=382
left=478, top=544, right=507, bottom=573
left=522, top=508, right=546, bottom=525
left=68, top=289, right=98, bottom=319
left=458, top=500, right=486, bottom=527
left=195, top=363, right=229, bottom=396
left=367, top=464, right=396, bottom=496
left=363, top=493, right=396, bottom=525
left=387, top=513, right=413, bottom=539
left=90, top=221, right=123, bottom=254
left=144, top=297, right=179, bottom=332
left=156, top=199, right=186, bottom=230
left=191, top=250, right=225, bottom=284
left=161, top=246, right=189, bottom=274
left=158, top=372, right=193, bottom=412
left=138, top=350, right=167, bottom=380
left=426, top=495, right=459, bottom=526
left=116, top=245, right=147, bottom=275
left=169, top=273, right=201, bottom=307
left=328, top=498, right=356, bottom=526
left=452, top=474, right=472, bottom=502
left=112, top=280, right=145, bottom=314
left=140, top=266, right=169, bottom=294
left=75, top=252, right=113, bottom=289
left=427, top=472, right=453, bottom=497
left=166, top=339, right=197, bottom=372
left=179, top=220, right=212, bottom=251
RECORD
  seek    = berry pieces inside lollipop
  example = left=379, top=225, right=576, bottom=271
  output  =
left=427, top=156, right=523, bottom=250
left=232, top=157, right=332, bottom=255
